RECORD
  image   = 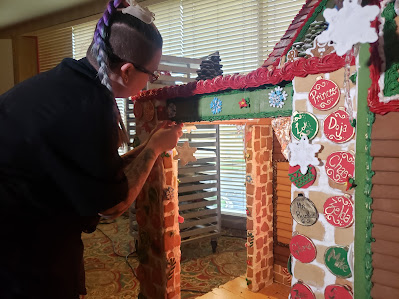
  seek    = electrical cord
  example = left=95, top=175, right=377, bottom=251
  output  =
left=96, top=226, right=138, bottom=279
left=95, top=224, right=235, bottom=295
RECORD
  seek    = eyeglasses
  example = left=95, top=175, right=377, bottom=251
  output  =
left=132, top=63, right=159, bottom=83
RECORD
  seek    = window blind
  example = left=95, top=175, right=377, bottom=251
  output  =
left=72, top=20, right=97, bottom=60
left=36, top=26, right=73, bottom=72
left=148, top=0, right=306, bottom=74
left=219, top=124, right=246, bottom=215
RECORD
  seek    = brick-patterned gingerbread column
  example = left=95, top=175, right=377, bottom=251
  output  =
left=163, top=149, right=181, bottom=299
left=134, top=99, right=181, bottom=299
left=245, top=124, right=274, bottom=292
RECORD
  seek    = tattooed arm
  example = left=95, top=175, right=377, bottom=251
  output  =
left=99, top=122, right=183, bottom=218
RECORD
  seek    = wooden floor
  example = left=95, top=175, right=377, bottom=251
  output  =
left=197, top=276, right=290, bottom=299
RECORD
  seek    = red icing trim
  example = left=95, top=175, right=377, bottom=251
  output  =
left=131, top=53, right=347, bottom=102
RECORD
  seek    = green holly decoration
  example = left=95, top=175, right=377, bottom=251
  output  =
left=161, top=152, right=170, bottom=158
left=350, top=72, right=357, bottom=84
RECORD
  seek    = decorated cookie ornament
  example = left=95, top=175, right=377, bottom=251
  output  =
left=317, top=0, right=379, bottom=56
left=239, top=97, right=250, bottom=108
left=210, top=97, right=222, bottom=114
left=133, top=101, right=143, bottom=119
left=325, top=246, right=352, bottom=278
left=324, top=285, right=353, bottom=299
left=323, top=108, right=355, bottom=143
left=291, top=281, right=316, bottom=299
left=289, top=233, right=317, bottom=263
left=174, top=141, right=197, bottom=166
left=290, top=194, right=319, bottom=226
left=183, top=124, right=197, bottom=133
left=288, top=165, right=317, bottom=189
left=305, top=36, right=336, bottom=58
left=308, top=79, right=340, bottom=111
left=143, top=100, right=155, bottom=122
left=167, top=102, right=176, bottom=118
left=291, top=111, right=319, bottom=140
left=269, top=86, right=288, bottom=108
left=323, top=194, right=354, bottom=228
left=286, top=49, right=298, bottom=63
left=325, top=151, right=355, bottom=184
left=288, top=134, right=321, bottom=175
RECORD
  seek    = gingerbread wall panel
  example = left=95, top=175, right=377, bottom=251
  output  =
left=371, top=112, right=399, bottom=298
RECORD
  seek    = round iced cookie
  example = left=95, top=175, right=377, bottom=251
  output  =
left=325, top=151, right=355, bottom=184
left=324, top=285, right=353, bottom=299
left=323, top=194, right=354, bottom=228
left=291, top=281, right=315, bottom=299
left=288, top=164, right=317, bottom=189
left=291, top=111, right=319, bottom=140
left=323, top=108, right=355, bottom=143
left=291, top=194, right=319, bottom=226
left=289, top=234, right=317, bottom=263
left=324, top=246, right=352, bottom=278
left=133, top=100, right=143, bottom=120
left=308, top=78, right=340, bottom=110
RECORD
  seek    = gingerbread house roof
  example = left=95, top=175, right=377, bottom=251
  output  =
left=262, top=0, right=325, bottom=67
left=132, top=0, right=347, bottom=102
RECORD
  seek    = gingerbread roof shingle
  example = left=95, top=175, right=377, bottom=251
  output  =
left=262, top=0, right=324, bottom=67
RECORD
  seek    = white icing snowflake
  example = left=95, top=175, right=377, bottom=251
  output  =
left=318, top=0, right=380, bottom=56
left=269, top=86, right=288, bottom=108
left=288, top=135, right=321, bottom=175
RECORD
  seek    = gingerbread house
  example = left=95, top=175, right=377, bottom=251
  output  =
left=129, top=0, right=399, bottom=298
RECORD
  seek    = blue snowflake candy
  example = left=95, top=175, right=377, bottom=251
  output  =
left=210, top=97, right=222, bottom=114
left=269, top=86, right=288, bottom=108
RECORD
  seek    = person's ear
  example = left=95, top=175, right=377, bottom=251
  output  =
left=120, top=63, right=134, bottom=84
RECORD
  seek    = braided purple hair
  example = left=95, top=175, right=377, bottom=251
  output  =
left=93, top=0, right=128, bottom=145
left=93, top=0, right=124, bottom=92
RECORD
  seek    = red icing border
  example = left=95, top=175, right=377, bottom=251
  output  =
left=132, top=54, right=347, bottom=102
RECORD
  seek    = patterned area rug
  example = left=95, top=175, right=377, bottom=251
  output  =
left=80, top=215, right=246, bottom=298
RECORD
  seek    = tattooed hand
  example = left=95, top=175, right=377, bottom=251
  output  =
left=146, top=121, right=183, bottom=155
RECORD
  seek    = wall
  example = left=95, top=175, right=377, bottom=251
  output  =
left=290, top=66, right=357, bottom=298
left=13, top=36, right=38, bottom=83
left=370, top=112, right=399, bottom=299
left=0, top=39, right=14, bottom=94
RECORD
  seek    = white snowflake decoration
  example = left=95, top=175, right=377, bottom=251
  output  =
left=288, top=135, right=321, bottom=175
left=317, top=0, right=380, bottom=56
left=269, top=86, right=288, bottom=108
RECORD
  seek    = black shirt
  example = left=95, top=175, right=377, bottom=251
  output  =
left=0, top=58, right=128, bottom=298
left=0, top=57, right=128, bottom=216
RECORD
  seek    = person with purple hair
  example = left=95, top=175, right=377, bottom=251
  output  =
left=0, top=0, right=181, bottom=298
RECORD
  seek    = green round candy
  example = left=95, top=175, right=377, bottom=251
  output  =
left=291, top=111, right=319, bottom=140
